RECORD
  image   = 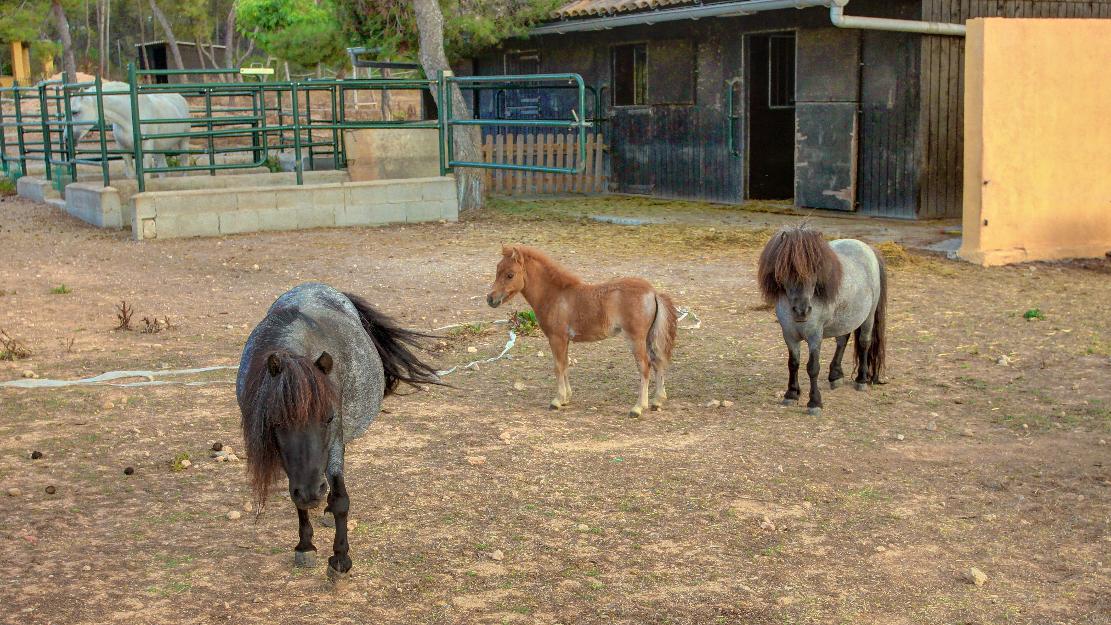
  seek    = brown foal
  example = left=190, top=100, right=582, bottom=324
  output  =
left=486, top=245, right=678, bottom=416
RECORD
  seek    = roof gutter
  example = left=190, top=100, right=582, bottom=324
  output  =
left=829, top=0, right=965, bottom=36
left=530, top=0, right=964, bottom=37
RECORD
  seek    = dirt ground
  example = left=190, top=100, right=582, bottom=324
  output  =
left=1, top=193, right=1109, bottom=625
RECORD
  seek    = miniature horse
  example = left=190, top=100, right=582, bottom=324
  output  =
left=487, top=245, right=678, bottom=416
left=238, top=283, right=441, bottom=581
left=757, top=226, right=887, bottom=416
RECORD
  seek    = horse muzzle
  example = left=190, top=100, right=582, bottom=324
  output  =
left=486, top=293, right=503, bottom=308
left=291, top=480, right=329, bottom=510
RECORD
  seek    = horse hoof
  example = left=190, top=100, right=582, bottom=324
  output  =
left=650, top=402, right=663, bottom=411
left=320, top=512, right=335, bottom=528
left=549, top=402, right=562, bottom=411
left=854, top=382, right=869, bottom=392
left=781, top=398, right=799, bottom=406
left=829, top=378, right=844, bottom=390
left=807, top=407, right=822, bottom=417
left=294, top=550, right=316, bottom=568
left=629, top=407, right=643, bottom=417
left=327, top=565, right=349, bottom=584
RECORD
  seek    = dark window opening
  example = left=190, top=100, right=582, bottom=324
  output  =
left=768, top=34, right=796, bottom=109
left=612, top=43, right=647, bottom=106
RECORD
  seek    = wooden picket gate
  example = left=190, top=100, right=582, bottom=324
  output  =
left=480, top=132, right=607, bottom=195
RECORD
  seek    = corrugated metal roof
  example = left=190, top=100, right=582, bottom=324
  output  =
left=554, top=0, right=697, bottom=19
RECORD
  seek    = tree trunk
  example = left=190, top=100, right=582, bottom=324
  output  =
left=223, top=7, right=238, bottom=80
left=149, top=0, right=186, bottom=71
left=97, top=0, right=109, bottom=77
left=51, top=0, right=78, bottom=79
left=411, top=0, right=485, bottom=211
left=136, top=0, right=152, bottom=72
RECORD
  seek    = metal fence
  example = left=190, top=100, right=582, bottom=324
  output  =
left=0, top=65, right=599, bottom=193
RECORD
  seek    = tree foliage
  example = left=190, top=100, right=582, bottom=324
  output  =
left=234, top=0, right=348, bottom=70
left=325, top=0, right=563, bottom=63
left=0, top=0, right=72, bottom=73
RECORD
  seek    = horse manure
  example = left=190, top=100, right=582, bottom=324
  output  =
left=30, top=450, right=43, bottom=460
left=123, top=466, right=134, bottom=475
left=211, top=442, right=223, bottom=452
left=45, top=485, right=56, bottom=495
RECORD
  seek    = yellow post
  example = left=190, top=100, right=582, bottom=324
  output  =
left=11, top=42, right=32, bottom=82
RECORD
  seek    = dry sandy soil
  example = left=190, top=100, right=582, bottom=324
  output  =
left=1, top=193, right=1109, bottom=625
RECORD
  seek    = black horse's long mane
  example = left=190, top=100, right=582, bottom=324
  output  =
left=342, top=292, right=447, bottom=397
left=757, top=225, right=844, bottom=304
left=240, top=345, right=337, bottom=509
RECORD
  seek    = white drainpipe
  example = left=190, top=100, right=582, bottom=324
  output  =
left=830, top=0, right=966, bottom=36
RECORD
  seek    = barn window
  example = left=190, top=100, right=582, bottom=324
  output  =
left=767, top=34, right=796, bottom=109
left=611, top=43, right=647, bottom=106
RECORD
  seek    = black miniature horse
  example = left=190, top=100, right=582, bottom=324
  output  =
left=238, top=283, right=441, bottom=580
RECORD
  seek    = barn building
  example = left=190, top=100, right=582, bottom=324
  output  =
left=462, top=0, right=1111, bottom=219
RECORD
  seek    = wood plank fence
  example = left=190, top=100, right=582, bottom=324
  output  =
left=480, top=132, right=607, bottom=195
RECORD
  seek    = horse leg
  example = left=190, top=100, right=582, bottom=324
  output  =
left=122, top=153, right=134, bottom=179
left=806, top=335, right=824, bottom=416
left=650, top=365, right=667, bottom=411
left=548, top=334, right=571, bottom=410
left=326, top=473, right=352, bottom=581
left=854, top=317, right=875, bottom=391
left=294, top=507, right=316, bottom=567
left=782, top=337, right=801, bottom=405
left=628, top=341, right=651, bottom=417
left=828, top=334, right=850, bottom=389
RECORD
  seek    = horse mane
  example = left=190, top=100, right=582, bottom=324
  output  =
left=756, top=225, right=843, bottom=303
left=239, top=347, right=337, bottom=509
left=511, top=246, right=583, bottom=289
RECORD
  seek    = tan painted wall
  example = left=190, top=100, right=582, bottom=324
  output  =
left=343, top=128, right=441, bottom=182
left=960, top=18, right=1111, bottom=266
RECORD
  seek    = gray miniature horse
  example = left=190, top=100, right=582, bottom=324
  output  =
left=237, top=283, right=441, bottom=580
left=757, top=226, right=887, bottom=416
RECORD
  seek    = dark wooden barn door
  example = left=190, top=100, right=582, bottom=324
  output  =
left=503, top=50, right=541, bottom=119
left=746, top=32, right=797, bottom=200
left=794, top=28, right=860, bottom=211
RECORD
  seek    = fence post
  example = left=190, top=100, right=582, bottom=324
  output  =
left=94, top=74, right=110, bottom=186
left=204, top=88, right=215, bottom=175
left=436, top=70, right=448, bottom=175
left=127, top=63, right=146, bottom=192
left=38, top=82, right=53, bottom=181
left=289, top=82, right=303, bottom=185
left=13, top=81, right=27, bottom=177
left=61, top=72, right=78, bottom=185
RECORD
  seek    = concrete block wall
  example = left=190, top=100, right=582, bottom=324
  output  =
left=131, top=176, right=458, bottom=241
left=65, top=183, right=124, bottom=229
left=57, top=170, right=349, bottom=229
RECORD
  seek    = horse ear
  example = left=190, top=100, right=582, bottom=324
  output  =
left=315, top=351, right=333, bottom=375
left=266, top=353, right=282, bottom=377
left=501, top=245, right=514, bottom=258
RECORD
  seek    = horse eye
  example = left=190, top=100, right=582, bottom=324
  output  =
left=506, top=272, right=514, bottom=279
left=327, top=414, right=335, bottom=424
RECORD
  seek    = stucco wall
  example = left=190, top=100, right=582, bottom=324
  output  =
left=960, top=18, right=1111, bottom=266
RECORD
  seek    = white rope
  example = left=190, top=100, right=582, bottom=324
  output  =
left=436, top=329, right=517, bottom=377
left=677, top=306, right=702, bottom=330
left=0, top=365, right=238, bottom=389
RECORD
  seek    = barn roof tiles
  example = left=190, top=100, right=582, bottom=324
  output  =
left=553, top=0, right=696, bottom=19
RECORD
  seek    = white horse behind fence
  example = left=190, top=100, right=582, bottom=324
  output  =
left=69, top=81, right=191, bottom=179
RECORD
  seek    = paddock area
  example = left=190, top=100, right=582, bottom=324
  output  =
left=1, top=194, right=1109, bottom=623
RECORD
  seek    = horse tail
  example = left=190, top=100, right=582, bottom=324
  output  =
left=241, top=349, right=337, bottom=510
left=343, top=292, right=446, bottom=396
left=868, top=250, right=888, bottom=384
left=647, top=291, right=678, bottom=370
